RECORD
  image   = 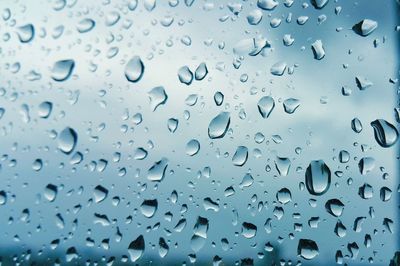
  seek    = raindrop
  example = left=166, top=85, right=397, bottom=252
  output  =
left=194, top=63, right=208, bottom=80
left=178, top=66, right=193, bottom=85
left=208, top=112, right=230, bottom=139
left=58, top=127, right=78, bottom=154
left=17, top=24, right=35, bottom=43
left=140, top=199, right=158, bottom=218
left=148, top=86, right=168, bottom=111
left=93, top=185, right=108, bottom=203
left=232, top=146, right=248, bottom=166
left=353, top=19, right=378, bottom=36
left=275, top=157, right=291, bottom=176
left=77, top=18, right=95, bottom=33
left=257, top=96, right=275, bottom=118
left=128, top=235, right=145, bottom=262
left=370, top=119, right=398, bottom=148
left=311, top=40, right=325, bottom=60
left=305, top=160, right=331, bottom=196
left=186, top=139, right=200, bottom=156
left=38, top=101, right=53, bottom=118
left=283, top=98, right=300, bottom=114
left=298, top=239, right=319, bottom=260
left=257, top=0, right=278, bottom=10
left=125, top=56, right=144, bottom=83
left=325, top=199, right=345, bottom=217
left=270, top=61, right=287, bottom=76
left=147, top=158, right=168, bottom=181
left=52, top=60, right=75, bottom=82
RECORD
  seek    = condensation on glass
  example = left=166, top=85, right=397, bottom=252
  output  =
left=0, top=0, right=399, bottom=265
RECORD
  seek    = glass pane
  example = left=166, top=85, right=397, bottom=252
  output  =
left=0, top=0, right=399, bottom=265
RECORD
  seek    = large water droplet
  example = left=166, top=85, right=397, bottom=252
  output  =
left=297, top=239, right=319, bottom=260
left=17, top=24, right=35, bottom=43
left=311, top=40, right=325, bottom=60
left=128, top=235, right=145, bottom=262
left=257, top=96, right=275, bottom=118
left=353, top=19, right=378, bottom=36
left=148, top=86, right=168, bottom=111
left=178, top=66, right=193, bottom=85
left=77, top=18, right=95, bottom=33
left=270, top=61, right=287, bottom=76
left=325, top=199, right=344, bottom=217
left=186, top=139, right=200, bottom=156
left=58, top=127, right=78, bottom=154
left=52, top=60, right=75, bottom=82
left=241, top=222, right=257, bottom=238
left=194, top=63, right=208, bottom=80
left=93, top=185, right=108, bottom=203
left=125, top=56, right=144, bottom=83
left=38, top=101, right=53, bottom=118
left=140, top=199, right=158, bottom=218
left=305, top=160, right=331, bottom=196
left=370, top=119, right=398, bottom=148
left=208, top=112, right=230, bottom=139
left=257, top=0, right=278, bottom=10
left=147, top=158, right=168, bottom=181
left=232, top=146, right=248, bottom=166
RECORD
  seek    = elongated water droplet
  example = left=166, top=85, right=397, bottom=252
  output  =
left=58, top=127, right=78, bottom=154
left=52, top=60, right=75, bottom=82
left=208, top=112, right=230, bottom=139
left=305, top=160, right=331, bottom=196
left=125, top=56, right=144, bottom=82
left=370, top=119, right=398, bottom=148
left=311, top=40, right=325, bottom=60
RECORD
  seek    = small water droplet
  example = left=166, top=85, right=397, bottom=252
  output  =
left=125, top=56, right=144, bottom=83
left=305, top=160, right=331, bottom=196
left=58, top=127, right=78, bottom=154
left=52, top=60, right=75, bottom=82
left=208, top=112, right=230, bottom=139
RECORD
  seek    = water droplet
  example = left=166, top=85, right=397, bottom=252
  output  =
left=275, top=157, right=291, bottom=176
left=214, top=92, right=224, bottom=106
left=134, top=148, right=148, bottom=160
left=178, top=66, right=193, bottom=85
left=186, top=139, right=200, bottom=156
left=297, top=239, right=319, bottom=260
left=353, top=19, right=378, bottom=36
left=283, top=98, right=300, bottom=114
left=311, top=40, right=325, bottom=60
left=58, top=127, right=78, bottom=154
left=208, top=112, right=230, bottom=139
left=311, top=0, right=329, bottom=9
left=52, top=60, right=75, bottom=82
left=232, top=146, right=248, bottom=166
left=77, top=18, right=95, bottom=33
left=140, top=199, right=158, bottom=218
left=270, top=61, right=287, bottom=76
left=44, top=184, right=58, bottom=202
left=194, top=63, right=208, bottom=80
left=17, top=24, right=35, bottom=43
left=32, top=159, right=43, bottom=171
left=241, top=222, right=257, bottom=238
left=93, top=185, right=108, bottom=203
left=325, top=199, right=344, bottom=217
left=38, top=101, right=53, bottom=118
left=257, top=96, right=275, bottom=118
left=257, top=0, right=278, bottom=10
left=128, top=235, right=145, bottom=262
left=351, top=118, right=363, bottom=133
left=148, top=86, right=168, bottom=111
left=158, top=238, right=169, bottom=258
left=338, top=150, right=350, bottom=163
left=358, top=157, right=375, bottom=175
left=305, top=160, right=331, bottom=196
left=247, top=9, right=263, bottom=25
left=370, top=119, right=398, bottom=148
left=276, top=188, right=292, bottom=204
left=167, top=118, right=179, bottom=133
left=147, top=158, right=168, bottom=181
left=125, top=56, right=144, bottom=83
